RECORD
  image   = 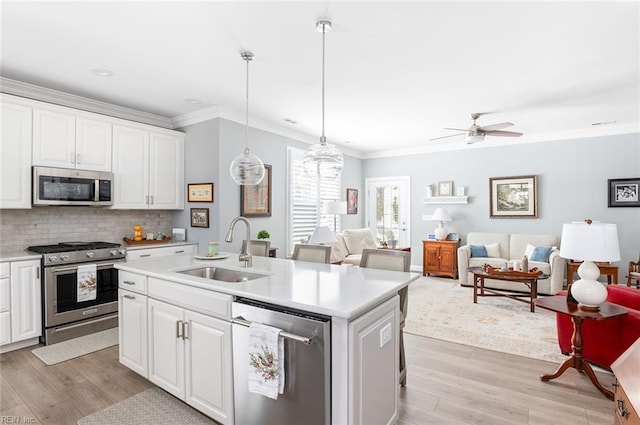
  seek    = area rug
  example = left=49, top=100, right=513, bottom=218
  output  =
left=77, top=387, right=216, bottom=425
left=405, top=276, right=567, bottom=363
left=32, top=327, right=118, bottom=365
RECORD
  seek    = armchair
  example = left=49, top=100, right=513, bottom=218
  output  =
left=627, top=253, right=640, bottom=288
left=556, top=285, right=640, bottom=370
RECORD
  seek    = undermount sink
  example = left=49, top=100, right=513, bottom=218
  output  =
left=176, top=266, right=266, bottom=283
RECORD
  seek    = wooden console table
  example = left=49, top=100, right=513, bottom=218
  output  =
left=535, top=296, right=628, bottom=400
left=567, top=261, right=618, bottom=287
left=422, top=240, right=459, bottom=279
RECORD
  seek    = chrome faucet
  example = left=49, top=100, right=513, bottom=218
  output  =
left=225, top=216, right=252, bottom=268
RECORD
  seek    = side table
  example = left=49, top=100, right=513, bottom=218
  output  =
left=534, top=296, right=628, bottom=400
left=567, top=261, right=618, bottom=287
left=422, top=240, right=459, bottom=279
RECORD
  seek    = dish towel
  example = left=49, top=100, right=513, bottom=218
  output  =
left=77, top=263, right=97, bottom=302
left=248, top=322, right=284, bottom=399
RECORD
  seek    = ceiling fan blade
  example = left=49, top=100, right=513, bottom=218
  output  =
left=443, top=127, right=468, bottom=131
left=429, top=132, right=465, bottom=141
left=484, top=130, right=523, bottom=137
left=479, top=122, right=513, bottom=131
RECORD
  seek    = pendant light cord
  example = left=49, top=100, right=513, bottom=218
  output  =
left=320, top=22, right=327, bottom=145
left=245, top=54, right=250, bottom=152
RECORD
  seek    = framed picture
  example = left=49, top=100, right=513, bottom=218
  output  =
left=190, top=208, right=209, bottom=228
left=447, top=233, right=460, bottom=241
left=608, top=177, right=640, bottom=207
left=241, top=164, right=272, bottom=217
left=456, top=186, right=465, bottom=196
left=427, top=233, right=436, bottom=240
left=438, top=181, right=453, bottom=196
left=489, top=175, right=538, bottom=218
left=187, top=183, right=214, bottom=202
left=346, top=188, right=358, bottom=214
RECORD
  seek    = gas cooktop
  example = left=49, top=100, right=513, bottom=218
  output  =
left=27, top=241, right=121, bottom=254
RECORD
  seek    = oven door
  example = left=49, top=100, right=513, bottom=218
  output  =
left=43, top=260, right=122, bottom=328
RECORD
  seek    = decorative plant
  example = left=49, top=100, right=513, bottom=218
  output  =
left=257, top=230, right=270, bottom=240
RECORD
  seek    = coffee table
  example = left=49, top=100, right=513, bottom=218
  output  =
left=469, top=266, right=548, bottom=312
left=534, top=296, right=628, bottom=400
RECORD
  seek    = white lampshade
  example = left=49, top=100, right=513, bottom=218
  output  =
left=560, top=221, right=620, bottom=311
left=431, top=208, right=452, bottom=222
left=323, top=200, right=347, bottom=215
left=424, top=208, right=452, bottom=241
left=309, top=226, right=337, bottom=244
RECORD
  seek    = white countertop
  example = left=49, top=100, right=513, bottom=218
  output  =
left=0, top=250, right=42, bottom=262
left=116, top=253, right=420, bottom=319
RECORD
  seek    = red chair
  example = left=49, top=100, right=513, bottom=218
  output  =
left=556, top=285, right=640, bottom=370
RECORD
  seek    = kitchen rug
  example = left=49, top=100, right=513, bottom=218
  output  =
left=32, top=327, right=118, bottom=365
left=77, top=387, right=216, bottom=425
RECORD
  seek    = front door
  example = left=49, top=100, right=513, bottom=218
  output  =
left=365, top=176, right=411, bottom=248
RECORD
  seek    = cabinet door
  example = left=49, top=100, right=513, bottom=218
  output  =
left=0, top=101, right=32, bottom=209
left=112, top=125, right=150, bottom=209
left=0, top=312, right=10, bottom=346
left=33, top=107, right=76, bottom=168
left=184, top=310, right=233, bottom=424
left=119, top=289, right=148, bottom=377
left=10, top=260, right=41, bottom=342
left=148, top=132, right=184, bottom=210
left=423, top=243, right=441, bottom=273
left=76, top=117, right=112, bottom=171
left=439, top=244, right=456, bottom=275
left=148, top=299, right=185, bottom=399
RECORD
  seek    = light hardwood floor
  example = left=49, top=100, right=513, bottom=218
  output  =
left=1, top=334, right=614, bottom=424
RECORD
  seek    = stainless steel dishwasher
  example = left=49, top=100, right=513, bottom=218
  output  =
left=232, top=297, right=331, bottom=425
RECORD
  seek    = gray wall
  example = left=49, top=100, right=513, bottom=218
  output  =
left=363, top=133, right=640, bottom=269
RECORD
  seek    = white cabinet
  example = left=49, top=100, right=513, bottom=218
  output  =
left=112, top=124, right=184, bottom=210
left=126, top=243, right=195, bottom=261
left=1, top=259, right=42, bottom=353
left=32, top=105, right=112, bottom=172
left=0, top=97, right=32, bottom=209
left=119, top=288, right=148, bottom=377
left=147, top=298, right=233, bottom=424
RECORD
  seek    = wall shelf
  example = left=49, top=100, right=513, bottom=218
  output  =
left=423, top=196, right=469, bottom=205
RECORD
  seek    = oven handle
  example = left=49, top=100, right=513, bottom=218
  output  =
left=51, top=262, right=122, bottom=273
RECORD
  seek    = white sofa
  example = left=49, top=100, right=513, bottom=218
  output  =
left=457, top=232, right=564, bottom=295
left=329, top=228, right=378, bottom=265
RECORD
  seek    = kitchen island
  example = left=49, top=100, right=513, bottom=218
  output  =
left=116, top=253, right=419, bottom=425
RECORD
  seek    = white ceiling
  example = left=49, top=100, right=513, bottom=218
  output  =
left=2, top=1, right=639, bottom=158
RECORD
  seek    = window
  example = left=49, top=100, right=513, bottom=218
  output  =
left=287, top=147, right=341, bottom=255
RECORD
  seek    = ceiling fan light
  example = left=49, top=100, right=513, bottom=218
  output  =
left=465, top=133, right=485, bottom=144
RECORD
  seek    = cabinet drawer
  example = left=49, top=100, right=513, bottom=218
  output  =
left=148, top=277, right=231, bottom=320
left=0, top=263, right=9, bottom=278
left=615, top=385, right=640, bottom=425
left=119, top=271, right=147, bottom=294
left=127, top=244, right=194, bottom=261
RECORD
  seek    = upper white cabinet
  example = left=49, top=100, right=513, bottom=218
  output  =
left=112, top=124, right=184, bottom=210
left=0, top=97, right=32, bottom=209
left=33, top=105, right=112, bottom=172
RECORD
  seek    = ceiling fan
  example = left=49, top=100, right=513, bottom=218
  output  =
left=431, top=113, right=523, bottom=144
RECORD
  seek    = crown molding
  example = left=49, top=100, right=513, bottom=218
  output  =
left=0, top=77, right=174, bottom=128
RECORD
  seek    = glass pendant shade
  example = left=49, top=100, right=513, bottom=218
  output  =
left=230, top=147, right=265, bottom=185
left=302, top=140, right=344, bottom=180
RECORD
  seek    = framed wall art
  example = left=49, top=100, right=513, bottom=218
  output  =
left=437, top=181, right=453, bottom=196
left=346, top=188, right=358, bottom=214
left=187, top=182, right=214, bottom=202
left=190, top=208, right=209, bottom=228
left=241, top=164, right=272, bottom=217
left=608, top=177, right=640, bottom=207
left=489, top=175, right=538, bottom=218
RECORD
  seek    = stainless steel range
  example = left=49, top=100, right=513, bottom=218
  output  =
left=27, top=241, right=126, bottom=345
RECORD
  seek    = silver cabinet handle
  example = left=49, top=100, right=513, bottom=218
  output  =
left=176, top=320, right=183, bottom=339
left=76, top=153, right=81, bottom=164
left=70, top=153, right=75, bottom=164
left=123, top=280, right=136, bottom=285
left=145, top=195, right=149, bottom=205
left=174, top=250, right=184, bottom=254
left=140, top=254, right=151, bottom=258
left=182, top=322, right=189, bottom=340
left=150, top=195, right=154, bottom=205
left=232, top=317, right=313, bottom=345
left=123, top=294, right=135, bottom=300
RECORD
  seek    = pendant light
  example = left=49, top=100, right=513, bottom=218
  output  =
left=302, top=20, right=344, bottom=180
left=230, top=52, right=265, bottom=185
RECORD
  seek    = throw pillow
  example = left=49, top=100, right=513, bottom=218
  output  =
left=342, top=228, right=377, bottom=255
left=524, top=243, right=536, bottom=259
left=530, top=246, right=553, bottom=262
left=485, top=242, right=501, bottom=258
left=470, top=244, right=488, bottom=257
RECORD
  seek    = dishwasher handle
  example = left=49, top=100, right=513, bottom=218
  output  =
left=232, top=317, right=313, bottom=346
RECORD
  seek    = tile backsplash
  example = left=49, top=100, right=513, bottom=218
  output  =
left=0, top=207, right=174, bottom=251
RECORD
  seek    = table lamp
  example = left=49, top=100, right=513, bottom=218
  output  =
left=309, top=226, right=337, bottom=245
left=424, top=208, right=452, bottom=241
left=559, top=220, right=620, bottom=311
left=322, top=200, right=347, bottom=232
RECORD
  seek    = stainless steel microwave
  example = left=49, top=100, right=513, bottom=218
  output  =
left=33, top=166, right=113, bottom=206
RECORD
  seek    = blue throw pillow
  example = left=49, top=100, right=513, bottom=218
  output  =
left=470, top=244, right=488, bottom=257
left=530, top=246, right=553, bottom=262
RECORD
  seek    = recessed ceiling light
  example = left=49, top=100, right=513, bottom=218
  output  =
left=283, top=118, right=298, bottom=125
left=185, top=98, right=201, bottom=104
left=90, top=68, right=114, bottom=77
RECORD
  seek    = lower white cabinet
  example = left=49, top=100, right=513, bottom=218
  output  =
left=0, top=259, right=42, bottom=353
left=126, top=243, right=195, bottom=261
left=147, top=298, right=233, bottom=424
left=118, top=289, right=148, bottom=377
